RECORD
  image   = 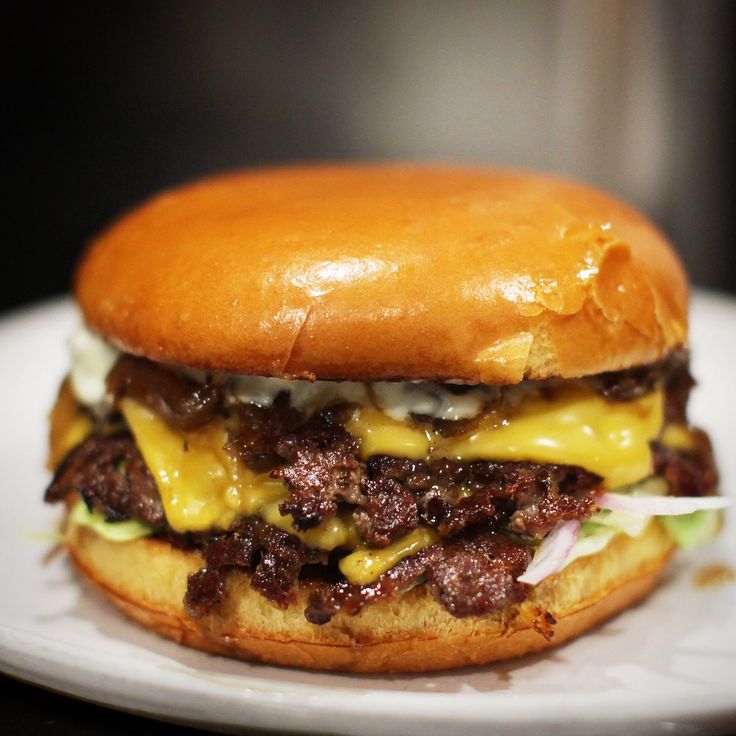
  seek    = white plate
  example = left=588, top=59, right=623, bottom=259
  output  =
left=1, top=295, right=735, bottom=736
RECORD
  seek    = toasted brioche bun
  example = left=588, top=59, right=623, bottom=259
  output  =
left=65, top=506, right=674, bottom=673
left=76, top=164, right=687, bottom=384
left=64, top=165, right=684, bottom=672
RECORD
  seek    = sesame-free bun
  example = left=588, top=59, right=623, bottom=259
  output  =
left=76, top=164, right=687, bottom=384
left=66, top=508, right=674, bottom=673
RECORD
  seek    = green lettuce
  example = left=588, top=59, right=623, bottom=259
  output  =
left=658, top=509, right=723, bottom=551
left=69, top=501, right=154, bottom=542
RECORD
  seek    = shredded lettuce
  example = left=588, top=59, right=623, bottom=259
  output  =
left=562, top=522, right=617, bottom=568
left=658, top=509, right=723, bottom=551
left=585, top=508, right=650, bottom=537
left=622, top=476, right=670, bottom=497
left=599, top=475, right=726, bottom=550
left=560, top=476, right=725, bottom=569
left=69, top=501, right=153, bottom=542
left=560, top=504, right=653, bottom=569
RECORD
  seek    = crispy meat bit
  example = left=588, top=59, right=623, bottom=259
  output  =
left=436, top=489, right=500, bottom=536
left=305, top=530, right=532, bottom=624
left=653, top=427, right=718, bottom=497
left=362, top=457, right=600, bottom=539
left=590, top=364, right=663, bottom=402
left=506, top=465, right=601, bottom=537
left=588, top=349, right=688, bottom=404
left=663, top=361, right=696, bottom=424
left=272, top=420, right=362, bottom=530
left=44, top=433, right=164, bottom=528
left=353, top=477, right=419, bottom=547
left=184, top=569, right=225, bottom=618
left=426, top=533, right=530, bottom=617
left=227, top=392, right=304, bottom=473
left=184, top=517, right=328, bottom=618
left=363, top=456, right=433, bottom=492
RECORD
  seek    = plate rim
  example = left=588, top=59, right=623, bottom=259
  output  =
left=1, top=294, right=736, bottom=733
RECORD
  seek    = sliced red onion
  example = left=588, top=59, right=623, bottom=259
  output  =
left=517, top=519, right=580, bottom=585
left=598, top=493, right=731, bottom=516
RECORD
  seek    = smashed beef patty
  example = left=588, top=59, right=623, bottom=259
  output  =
left=45, top=350, right=717, bottom=622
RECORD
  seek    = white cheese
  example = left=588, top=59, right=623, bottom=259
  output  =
left=67, top=324, right=498, bottom=421
left=371, top=381, right=493, bottom=421
left=227, top=375, right=368, bottom=413
left=68, top=326, right=119, bottom=407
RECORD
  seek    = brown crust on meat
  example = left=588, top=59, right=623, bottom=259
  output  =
left=76, top=164, right=688, bottom=383
left=65, top=509, right=675, bottom=672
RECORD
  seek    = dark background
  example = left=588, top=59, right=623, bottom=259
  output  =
left=2, top=3, right=736, bottom=732
left=4, top=0, right=736, bottom=317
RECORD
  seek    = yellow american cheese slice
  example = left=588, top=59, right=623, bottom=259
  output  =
left=347, top=388, right=663, bottom=489
left=119, top=399, right=355, bottom=549
left=659, top=422, right=695, bottom=451
left=120, top=399, right=431, bottom=584
left=259, top=502, right=360, bottom=550
left=339, top=527, right=439, bottom=585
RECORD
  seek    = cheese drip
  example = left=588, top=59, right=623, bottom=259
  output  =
left=347, top=387, right=664, bottom=489
left=119, top=400, right=433, bottom=584
left=339, top=528, right=439, bottom=585
left=119, top=399, right=357, bottom=549
left=115, top=383, right=665, bottom=585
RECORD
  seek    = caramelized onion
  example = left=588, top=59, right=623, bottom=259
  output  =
left=107, top=355, right=223, bottom=430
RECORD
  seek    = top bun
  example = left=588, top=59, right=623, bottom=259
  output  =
left=76, top=164, right=687, bottom=384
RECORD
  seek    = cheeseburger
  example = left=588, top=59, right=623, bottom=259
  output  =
left=45, top=165, right=726, bottom=672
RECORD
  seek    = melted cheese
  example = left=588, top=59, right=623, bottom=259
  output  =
left=118, top=383, right=665, bottom=586
left=348, top=388, right=663, bottom=489
left=338, top=527, right=439, bottom=585
left=52, top=410, right=93, bottom=469
left=449, top=388, right=663, bottom=488
left=49, top=381, right=94, bottom=470
left=346, top=410, right=432, bottom=459
left=259, top=503, right=360, bottom=550
left=659, top=423, right=695, bottom=451
left=120, top=399, right=353, bottom=550
left=68, top=326, right=119, bottom=406
left=120, top=399, right=436, bottom=583
left=122, top=399, right=241, bottom=532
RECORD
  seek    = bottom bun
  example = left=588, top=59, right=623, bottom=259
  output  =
left=66, top=515, right=674, bottom=673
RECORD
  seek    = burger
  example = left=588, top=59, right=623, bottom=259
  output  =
left=45, top=164, right=727, bottom=672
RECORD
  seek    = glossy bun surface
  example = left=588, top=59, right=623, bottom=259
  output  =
left=77, top=164, right=688, bottom=382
